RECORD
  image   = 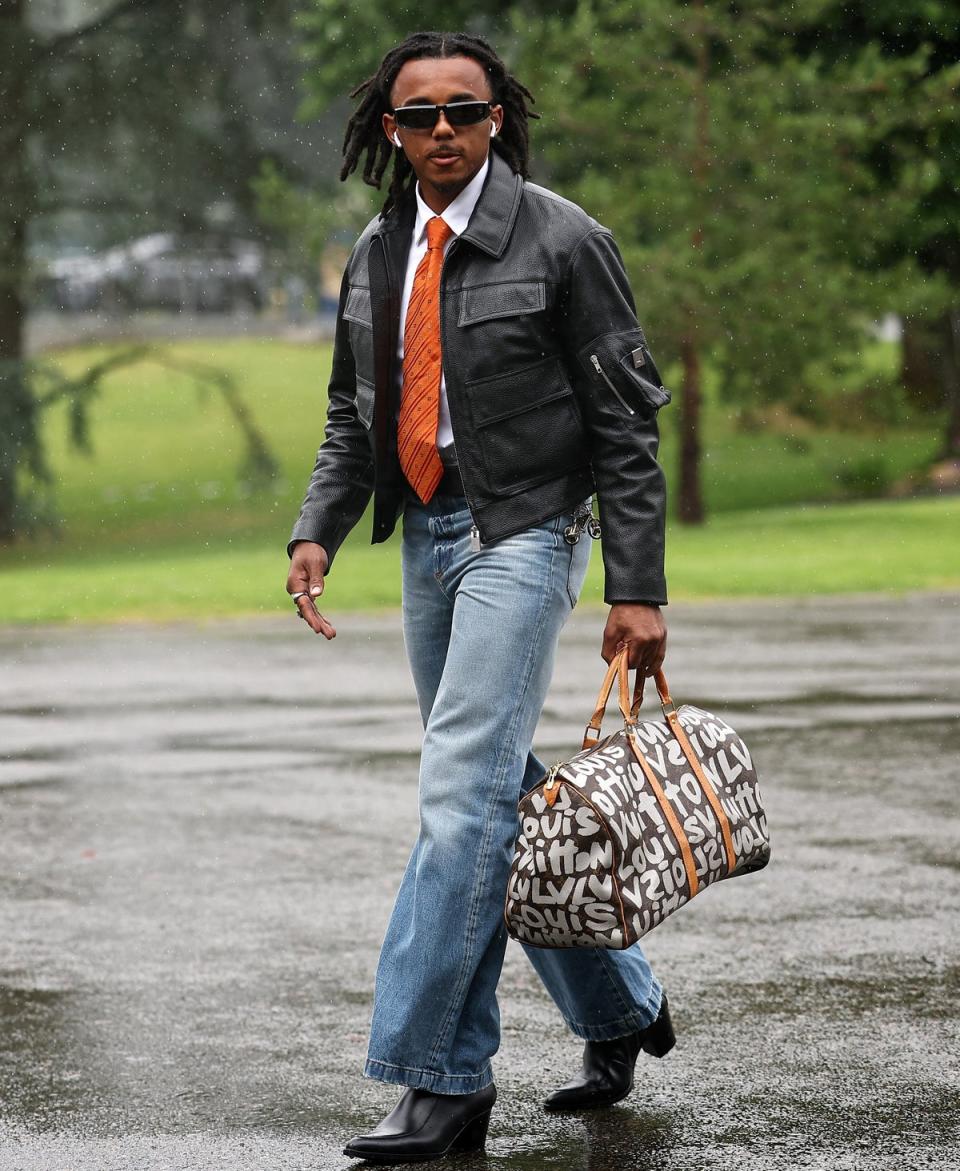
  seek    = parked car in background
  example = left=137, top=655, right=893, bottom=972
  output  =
left=38, top=233, right=266, bottom=313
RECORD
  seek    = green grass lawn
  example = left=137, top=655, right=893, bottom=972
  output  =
left=1, top=496, right=957, bottom=625
left=0, top=338, right=955, bottom=625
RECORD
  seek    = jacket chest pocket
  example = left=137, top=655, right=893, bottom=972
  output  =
left=355, top=375, right=375, bottom=429
left=458, top=280, right=546, bottom=326
left=344, top=284, right=375, bottom=384
left=455, top=279, right=554, bottom=385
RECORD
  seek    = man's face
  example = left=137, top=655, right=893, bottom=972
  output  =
left=382, top=55, right=503, bottom=213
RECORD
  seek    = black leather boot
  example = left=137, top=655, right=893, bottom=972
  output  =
left=543, top=995, right=675, bottom=1111
left=343, top=1083, right=496, bottom=1164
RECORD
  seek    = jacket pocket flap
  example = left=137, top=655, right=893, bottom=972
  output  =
left=458, top=280, right=546, bottom=326
left=355, top=376, right=375, bottom=427
left=579, top=329, right=671, bottom=414
left=618, top=351, right=671, bottom=410
left=466, top=356, right=573, bottom=427
left=344, top=285, right=373, bottom=328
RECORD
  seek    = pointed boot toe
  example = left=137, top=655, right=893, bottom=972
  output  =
left=544, top=995, right=675, bottom=1112
left=343, top=1084, right=496, bottom=1164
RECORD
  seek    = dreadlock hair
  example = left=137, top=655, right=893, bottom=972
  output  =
left=341, top=31, right=538, bottom=217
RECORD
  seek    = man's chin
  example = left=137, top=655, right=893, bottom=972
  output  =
left=432, top=176, right=467, bottom=195
left=427, top=161, right=478, bottom=197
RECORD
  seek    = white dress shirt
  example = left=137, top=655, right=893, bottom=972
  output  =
left=397, top=157, right=489, bottom=459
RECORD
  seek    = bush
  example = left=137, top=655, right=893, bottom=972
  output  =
left=833, top=454, right=892, bottom=499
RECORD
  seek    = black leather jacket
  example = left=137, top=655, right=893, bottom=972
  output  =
left=289, top=150, right=671, bottom=603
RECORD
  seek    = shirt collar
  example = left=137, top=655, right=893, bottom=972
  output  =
left=413, top=156, right=490, bottom=246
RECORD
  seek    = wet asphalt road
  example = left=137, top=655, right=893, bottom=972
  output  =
left=1, top=594, right=958, bottom=1171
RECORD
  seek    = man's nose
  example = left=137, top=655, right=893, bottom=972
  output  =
left=432, top=111, right=455, bottom=137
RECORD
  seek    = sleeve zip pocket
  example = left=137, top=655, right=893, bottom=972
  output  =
left=590, top=354, right=635, bottom=416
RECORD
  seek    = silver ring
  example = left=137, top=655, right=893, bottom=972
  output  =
left=290, top=591, right=307, bottom=603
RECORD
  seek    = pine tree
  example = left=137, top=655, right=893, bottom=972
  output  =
left=515, top=0, right=927, bottom=520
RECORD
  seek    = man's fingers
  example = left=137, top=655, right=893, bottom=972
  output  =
left=286, top=542, right=333, bottom=638
left=295, top=594, right=336, bottom=639
left=623, top=638, right=665, bottom=674
left=650, top=632, right=668, bottom=676
left=639, top=640, right=665, bottom=674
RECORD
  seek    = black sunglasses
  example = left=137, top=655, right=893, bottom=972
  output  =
left=392, top=101, right=492, bottom=132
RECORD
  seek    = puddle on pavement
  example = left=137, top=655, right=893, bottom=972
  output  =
left=707, top=963, right=960, bottom=1021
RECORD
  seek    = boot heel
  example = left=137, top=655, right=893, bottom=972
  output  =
left=451, top=1108, right=492, bottom=1152
left=640, top=1000, right=676, bottom=1058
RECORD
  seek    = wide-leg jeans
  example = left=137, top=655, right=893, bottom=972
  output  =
left=364, top=492, right=663, bottom=1094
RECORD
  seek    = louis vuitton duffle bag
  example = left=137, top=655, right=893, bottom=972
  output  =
left=504, top=651, right=770, bottom=949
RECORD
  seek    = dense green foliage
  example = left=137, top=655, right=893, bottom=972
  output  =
left=291, top=0, right=958, bottom=517
left=0, top=0, right=327, bottom=540
left=3, top=1, right=957, bottom=548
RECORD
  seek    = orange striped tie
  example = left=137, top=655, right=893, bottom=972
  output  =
left=399, top=216, right=454, bottom=503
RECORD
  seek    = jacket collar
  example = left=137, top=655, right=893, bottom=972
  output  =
left=373, top=149, right=523, bottom=259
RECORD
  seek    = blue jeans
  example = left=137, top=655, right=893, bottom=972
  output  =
left=364, top=493, right=663, bottom=1094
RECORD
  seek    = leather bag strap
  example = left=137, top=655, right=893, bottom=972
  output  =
left=583, top=660, right=737, bottom=876
left=626, top=731, right=701, bottom=898
left=656, top=674, right=738, bottom=875
left=582, top=650, right=635, bottom=749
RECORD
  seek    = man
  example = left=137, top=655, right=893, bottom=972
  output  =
left=286, top=31, right=674, bottom=1164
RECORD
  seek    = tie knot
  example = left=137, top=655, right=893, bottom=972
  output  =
left=426, top=216, right=453, bottom=252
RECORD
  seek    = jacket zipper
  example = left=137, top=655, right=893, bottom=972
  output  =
left=590, top=354, right=635, bottom=416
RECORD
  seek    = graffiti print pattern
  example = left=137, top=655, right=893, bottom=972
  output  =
left=504, top=705, right=770, bottom=949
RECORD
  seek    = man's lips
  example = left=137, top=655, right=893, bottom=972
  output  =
left=429, top=152, right=462, bottom=166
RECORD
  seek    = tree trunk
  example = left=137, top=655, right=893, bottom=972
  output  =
left=677, top=0, right=708, bottom=525
left=0, top=0, right=29, bottom=542
left=678, top=330, right=705, bottom=523
left=902, top=311, right=960, bottom=460
left=0, top=238, right=27, bottom=544
left=944, top=308, right=960, bottom=460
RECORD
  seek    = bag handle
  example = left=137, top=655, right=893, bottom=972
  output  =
left=577, top=656, right=738, bottom=874
left=582, top=648, right=679, bottom=749
left=582, top=648, right=662, bottom=749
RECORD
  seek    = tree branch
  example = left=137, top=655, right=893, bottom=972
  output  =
left=40, top=0, right=162, bottom=58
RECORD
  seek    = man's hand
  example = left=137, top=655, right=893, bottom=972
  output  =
left=286, top=541, right=336, bottom=639
left=602, top=603, right=667, bottom=676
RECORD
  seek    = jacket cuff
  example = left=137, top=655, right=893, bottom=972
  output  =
left=607, top=599, right=666, bottom=607
left=286, top=516, right=345, bottom=568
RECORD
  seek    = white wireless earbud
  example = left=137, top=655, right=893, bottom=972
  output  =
left=489, top=123, right=497, bottom=138
left=392, top=132, right=402, bottom=148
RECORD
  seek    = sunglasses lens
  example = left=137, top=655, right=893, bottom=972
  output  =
left=446, top=102, right=490, bottom=126
left=393, top=102, right=491, bottom=130
left=395, top=106, right=438, bottom=130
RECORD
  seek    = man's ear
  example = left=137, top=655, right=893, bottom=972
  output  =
left=382, top=111, right=400, bottom=149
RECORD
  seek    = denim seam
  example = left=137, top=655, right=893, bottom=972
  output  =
left=565, top=543, right=577, bottom=608
left=596, top=948, right=638, bottom=1018
left=552, top=510, right=581, bottom=609
left=563, top=1003, right=661, bottom=1041
left=432, top=517, right=456, bottom=604
left=364, top=1057, right=495, bottom=1094
left=425, top=524, right=559, bottom=1071
left=562, top=982, right=662, bottom=1039
left=366, top=1058, right=491, bottom=1080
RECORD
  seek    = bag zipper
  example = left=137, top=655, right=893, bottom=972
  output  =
left=590, top=353, right=635, bottom=416
left=543, top=761, right=565, bottom=797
